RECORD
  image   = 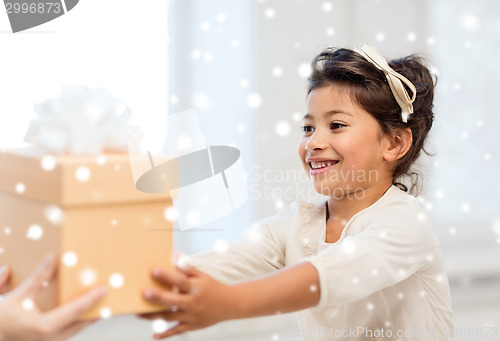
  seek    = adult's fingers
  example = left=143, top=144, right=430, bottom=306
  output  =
left=152, top=268, right=190, bottom=293
left=15, top=254, right=56, bottom=298
left=42, top=287, right=107, bottom=331
left=0, top=265, right=11, bottom=293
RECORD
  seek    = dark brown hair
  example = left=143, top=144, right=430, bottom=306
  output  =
left=308, top=47, right=435, bottom=194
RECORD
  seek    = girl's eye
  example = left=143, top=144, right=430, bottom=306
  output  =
left=330, top=122, right=346, bottom=130
left=301, top=125, right=314, bottom=133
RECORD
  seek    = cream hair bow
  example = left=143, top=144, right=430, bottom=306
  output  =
left=355, top=43, right=416, bottom=123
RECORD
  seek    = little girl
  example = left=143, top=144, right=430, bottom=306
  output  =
left=141, top=44, right=453, bottom=341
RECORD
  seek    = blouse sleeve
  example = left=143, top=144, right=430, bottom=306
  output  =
left=304, top=204, right=440, bottom=308
left=187, top=203, right=296, bottom=284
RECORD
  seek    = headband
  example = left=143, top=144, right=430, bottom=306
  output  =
left=355, top=43, right=416, bottom=123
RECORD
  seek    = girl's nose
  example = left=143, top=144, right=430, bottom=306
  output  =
left=305, top=131, right=328, bottom=151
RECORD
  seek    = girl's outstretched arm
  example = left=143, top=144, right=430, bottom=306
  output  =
left=141, top=261, right=320, bottom=339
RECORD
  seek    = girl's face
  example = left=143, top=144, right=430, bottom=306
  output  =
left=298, top=84, right=393, bottom=197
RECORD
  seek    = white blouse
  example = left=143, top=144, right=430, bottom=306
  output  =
left=188, top=185, right=453, bottom=340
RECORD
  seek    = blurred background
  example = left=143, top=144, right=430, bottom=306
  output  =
left=1, top=0, right=499, bottom=340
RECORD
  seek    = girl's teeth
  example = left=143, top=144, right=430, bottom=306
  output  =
left=311, top=161, right=336, bottom=169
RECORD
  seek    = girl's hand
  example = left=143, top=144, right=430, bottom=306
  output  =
left=141, top=262, right=237, bottom=339
left=0, top=255, right=107, bottom=341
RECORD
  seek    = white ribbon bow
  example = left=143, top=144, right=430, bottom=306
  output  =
left=355, top=43, right=416, bottom=123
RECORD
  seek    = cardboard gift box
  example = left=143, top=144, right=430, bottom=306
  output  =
left=0, top=149, right=174, bottom=319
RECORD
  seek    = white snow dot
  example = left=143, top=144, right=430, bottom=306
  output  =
left=275, top=199, right=284, bottom=210
left=41, top=156, right=56, bottom=171
left=272, top=334, right=279, bottom=341
left=461, top=203, right=470, bottom=212
left=75, top=167, right=91, bottom=182
left=203, top=52, right=214, bottom=63
left=96, top=155, right=107, bottom=165
left=309, top=284, right=317, bottom=292
left=63, top=252, right=78, bottom=267
left=177, top=135, right=193, bottom=150
left=322, top=2, right=332, bottom=12
left=114, top=164, right=121, bottom=171
left=385, top=321, right=391, bottom=327
left=448, top=227, right=457, bottom=235
left=292, top=112, right=302, bottom=121
left=275, top=121, right=291, bottom=136
left=430, top=66, right=439, bottom=76
left=398, top=269, right=407, bottom=278
left=170, top=95, right=179, bottom=105
left=186, top=210, right=201, bottom=226
left=375, top=32, right=385, bottom=42
left=4, top=227, right=11, bottom=235
left=484, top=153, right=491, bottom=161
left=326, top=27, right=335, bottom=36
left=453, top=83, right=461, bottom=90
left=152, top=319, right=169, bottom=334
left=27, top=224, right=43, bottom=240
left=200, top=21, right=211, bottom=31
left=298, top=63, right=311, bottom=78
left=22, top=298, right=34, bottom=311
left=264, top=8, right=275, bottom=18
left=236, top=124, right=246, bottom=133
left=419, top=290, right=426, bottom=297
left=476, top=120, right=483, bottom=127
left=231, top=39, right=240, bottom=48
left=496, top=237, right=500, bottom=245
left=340, top=238, right=357, bottom=254
left=367, top=303, right=374, bottom=310
left=15, top=183, right=25, bottom=194
left=164, top=207, right=178, bottom=221
left=371, top=268, right=379, bottom=276
left=109, top=273, right=125, bottom=288
left=193, top=93, right=212, bottom=111
left=176, top=254, right=191, bottom=271
left=464, top=40, right=472, bottom=48
left=192, top=50, right=201, bottom=59
left=80, top=268, right=97, bottom=286
left=461, top=12, right=480, bottom=32
left=397, top=292, right=404, bottom=299
left=492, top=220, right=500, bottom=235
left=214, top=239, right=229, bottom=253
left=272, top=66, right=283, bottom=77
left=461, top=131, right=468, bottom=139
left=352, top=277, right=359, bottom=285
left=0, top=248, right=3, bottom=254
left=294, top=42, right=300, bottom=48
left=407, top=32, right=417, bottom=42
left=426, top=254, right=434, bottom=262
left=100, top=307, right=112, bottom=319
left=435, top=190, right=444, bottom=199
left=110, top=219, right=118, bottom=226
left=247, top=93, right=262, bottom=109
left=427, top=37, right=435, bottom=46
left=424, top=201, right=433, bottom=211
left=436, top=275, right=444, bottom=283
left=216, top=12, right=227, bottom=23
left=240, top=79, right=248, bottom=88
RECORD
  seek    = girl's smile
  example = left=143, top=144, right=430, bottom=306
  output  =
left=298, top=84, right=394, bottom=198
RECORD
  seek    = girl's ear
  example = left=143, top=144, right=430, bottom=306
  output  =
left=383, top=127, right=412, bottom=162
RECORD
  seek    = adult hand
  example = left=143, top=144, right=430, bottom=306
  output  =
left=0, top=255, right=107, bottom=341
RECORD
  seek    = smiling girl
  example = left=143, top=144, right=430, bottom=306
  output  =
left=141, top=44, right=453, bottom=341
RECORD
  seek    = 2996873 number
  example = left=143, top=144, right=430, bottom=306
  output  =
left=5, top=2, right=62, bottom=14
